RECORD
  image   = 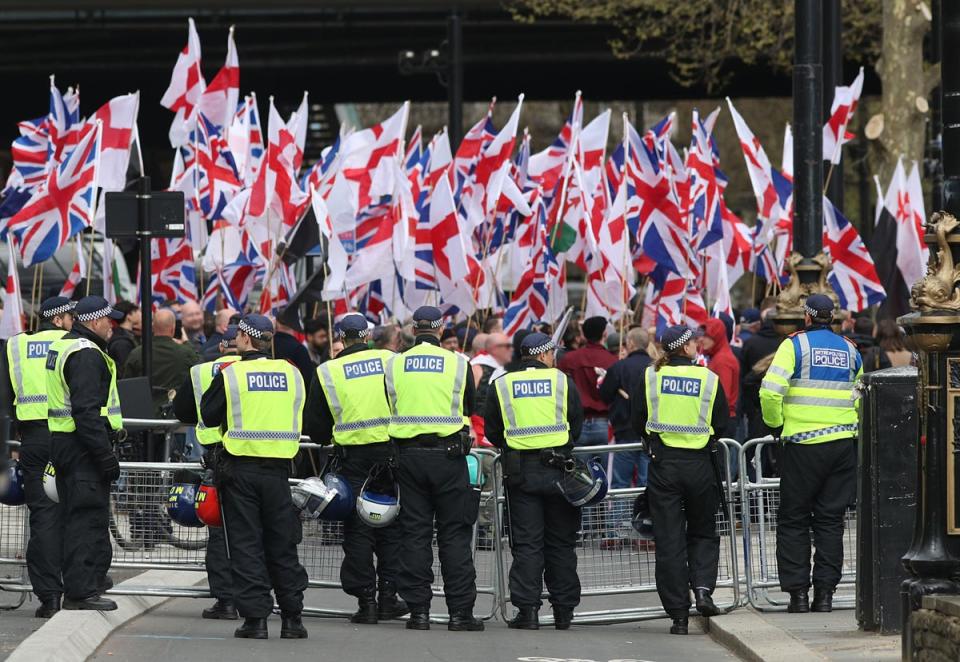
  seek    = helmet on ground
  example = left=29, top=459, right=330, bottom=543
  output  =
left=356, top=462, right=400, bottom=528
left=42, top=461, right=58, bottom=503
left=195, top=471, right=222, bottom=527
left=0, top=460, right=25, bottom=506
left=632, top=492, right=655, bottom=540
left=555, top=457, right=608, bottom=507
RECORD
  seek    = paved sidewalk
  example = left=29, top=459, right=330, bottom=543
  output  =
left=708, top=607, right=899, bottom=661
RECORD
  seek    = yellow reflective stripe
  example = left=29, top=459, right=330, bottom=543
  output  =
left=318, top=363, right=342, bottom=424
left=797, top=333, right=812, bottom=379
left=450, top=355, right=468, bottom=418
left=223, top=367, right=244, bottom=430
left=788, top=378, right=855, bottom=390
left=384, top=355, right=399, bottom=414
left=766, top=365, right=792, bottom=380
left=699, top=371, right=717, bottom=427
left=554, top=373, right=566, bottom=427
left=495, top=377, right=516, bottom=429
left=8, top=335, right=25, bottom=400
left=783, top=395, right=853, bottom=408
left=290, top=369, right=305, bottom=434
left=761, top=379, right=788, bottom=395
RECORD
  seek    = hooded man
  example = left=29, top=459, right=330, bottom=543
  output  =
left=700, top=317, right=740, bottom=437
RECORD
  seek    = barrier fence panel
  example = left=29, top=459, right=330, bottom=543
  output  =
left=494, top=439, right=742, bottom=625
left=299, top=448, right=502, bottom=623
left=739, top=436, right=856, bottom=612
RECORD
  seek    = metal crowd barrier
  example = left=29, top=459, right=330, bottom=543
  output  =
left=739, top=436, right=857, bottom=612
left=492, top=439, right=742, bottom=625
left=0, top=419, right=862, bottom=622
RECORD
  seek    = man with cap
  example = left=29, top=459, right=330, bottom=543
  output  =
left=1, top=297, right=74, bottom=616
left=385, top=305, right=481, bottom=631
left=45, top=295, right=124, bottom=611
left=630, top=324, right=729, bottom=635
left=200, top=314, right=309, bottom=640
left=483, top=332, right=584, bottom=630
left=173, top=324, right=241, bottom=622
left=304, top=313, right=409, bottom=625
left=760, top=293, right=861, bottom=614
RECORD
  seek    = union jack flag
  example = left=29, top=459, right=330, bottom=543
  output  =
left=10, top=117, right=49, bottom=190
left=6, top=121, right=101, bottom=267
left=196, top=113, right=242, bottom=221
left=151, top=236, right=197, bottom=306
left=822, top=198, right=885, bottom=311
left=504, top=192, right=560, bottom=335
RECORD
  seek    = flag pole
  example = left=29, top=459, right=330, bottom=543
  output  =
left=85, top=120, right=104, bottom=296
left=30, top=264, right=39, bottom=332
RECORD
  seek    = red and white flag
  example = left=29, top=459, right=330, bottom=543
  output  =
left=89, top=92, right=140, bottom=192
left=822, top=67, right=864, bottom=165
left=196, top=26, right=240, bottom=133
left=0, top=241, right=24, bottom=339
left=161, top=18, right=206, bottom=147
left=59, top=236, right=86, bottom=299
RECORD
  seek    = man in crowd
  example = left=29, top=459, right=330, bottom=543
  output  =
left=701, top=317, right=740, bottom=439
left=558, top=316, right=615, bottom=446
left=738, top=308, right=761, bottom=345
left=201, top=308, right=238, bottom=360
left=372, top=324, right=401, bottom=353
left=106, top=301, right=140, bottom=369
left=181, top=301, right=206, bottom=354
left=123, top=308, right=200, bottom=417
left=441, top=328, right=460, bottom=352
left=305, top=317, right=330, bottom=364
left=273, top=313, right=315, bottom=385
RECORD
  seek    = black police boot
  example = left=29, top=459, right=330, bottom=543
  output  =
left=234, top=617, right=268, bottom=639
left=34, top=596, right=61, bottom=618
left=553, top=607, right=574, bottom=631
left=63, top=595, right=118, bottom=611
left=406, top=608, right=430, bottom=631
left=812, top=587, right=834, bottom=613
left=350, top=587, right=379, bottom=624
left=507, top=606, right=539, bottom=630
left=694, top=588, right=720, bottom=617
left=377, top=582, right=410, bottom=621
left=787, top=590, right=810, bottom=613
left=202, top=599, right=239, bottom=620
left=281, top=614, right=308, bottom=639
left=669, top=616, right=689, bottom=635
left=448, top=609, right=484, bottom=632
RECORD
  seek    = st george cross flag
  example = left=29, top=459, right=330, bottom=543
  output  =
left=0, top=241, right=24, bottom=339
left=161, top=18, right=206, bottom=147
left=196, top=26, right=240, bottom=133
left=89, top=92, right=140, bottom=192
left=59, top=236, right=87, bottom=298
left=7, top=121, right=102, bottom=266
left=823, top=67, right=864, bottom=165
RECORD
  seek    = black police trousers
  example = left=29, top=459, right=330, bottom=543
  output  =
left=646, top=447, right=720, bottom=618
left=339, top=443, right=402, bottom=597
left=776, top=438, right=856, bottom=593
left=221, top=459, right=308, bottom=618
left=504, top=456, right=580, bottom=610
left=395, top=445, right=478, bottom=612
left=20, top=423, right=62, bottom=601
left=57, top=461, right=112, bottom=601
left=206, top=526, right=233, bottom=601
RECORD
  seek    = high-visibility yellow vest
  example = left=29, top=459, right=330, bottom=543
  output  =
left=6, top=329, right=66, bottom=420
left=317, top=348, right=392, bottom=445
left=494, top=368, right=569, bottom=450
left=46, top=337, right=122, bottom=433
left=385, top=342, right=468, bottom=439
left=220, top=358, right=304, bottom=458
left=190, top=356, right=240, bottom=445
left=644, top=364, right=719, bottom=449
left=759, top=328, right=862, bottom=444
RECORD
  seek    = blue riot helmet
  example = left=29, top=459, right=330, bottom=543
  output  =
left=632, top=491, right=655, bottom=540
left=0, top=460, right=24, bottom=506
left=555, top=457, right=607, bottom=507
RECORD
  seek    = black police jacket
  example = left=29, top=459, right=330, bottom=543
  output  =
left=482, top=359, right=584, bottom=452
left=49, top=323, right=117, bottom=471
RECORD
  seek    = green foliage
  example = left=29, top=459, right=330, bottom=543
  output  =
left=508, top=0, right=882, bottom=92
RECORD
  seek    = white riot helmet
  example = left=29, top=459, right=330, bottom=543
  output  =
left=42, top=461, right=58, bottom=503
left=356, top=462, right=400, bottom=528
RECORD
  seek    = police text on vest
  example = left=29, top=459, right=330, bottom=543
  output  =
left=811, top=348, right=850, bottom=369
left=247, top=372, right=288, bottom=391
left=512, top=379, right=552, bottom=398
left=661, top=376, right=702, bottom=397
left=27, top=341, right=52, bottom=359
left=404, top=356, right=444, bottom=373
left=344, top=358, right=384, bottom=379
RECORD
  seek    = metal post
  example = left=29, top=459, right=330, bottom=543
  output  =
left=822, top=0, right=843, bottom=209
left=793, top=0, right=823, bottom=258
left=137, top=176, right=153, bottom=389
left=932, top=0, right=944, bottom=210
left=448, top=10, right=463, bottom=150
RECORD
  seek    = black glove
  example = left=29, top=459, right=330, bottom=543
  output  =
left=98, top=452, right=121, bottom=482
left=770, top=425, right=784, bottom=440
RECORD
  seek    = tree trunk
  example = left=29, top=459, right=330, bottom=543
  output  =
left=875, top=0, right=937, bottom=184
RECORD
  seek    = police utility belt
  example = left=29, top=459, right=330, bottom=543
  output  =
left=503, top=446, right=573, bottom=476
left=333, top=439, right=396, bottom=459
left=644, top=433, right=714, bottom=462
left=396, top=430, right=471, bottom=458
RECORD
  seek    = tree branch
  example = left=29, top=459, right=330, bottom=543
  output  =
left=924, top=61, right=942, bottom=97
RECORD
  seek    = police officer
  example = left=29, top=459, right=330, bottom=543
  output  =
left=199, top=315, right=309, bottom=640
left=46, top=296, right=124, bottom=611
left=4, top=296, right=74, bottom=617
left=759, top=294, right=861, bottom=614
left=173, top=324, right=240, bottom=621
left=483, top=333, right=584, bottom=630
left=385, top=306, right=482, bottom=631
left=304, top=313, right=408, bottom=624
left=630, top=324, right=729, bottom=635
